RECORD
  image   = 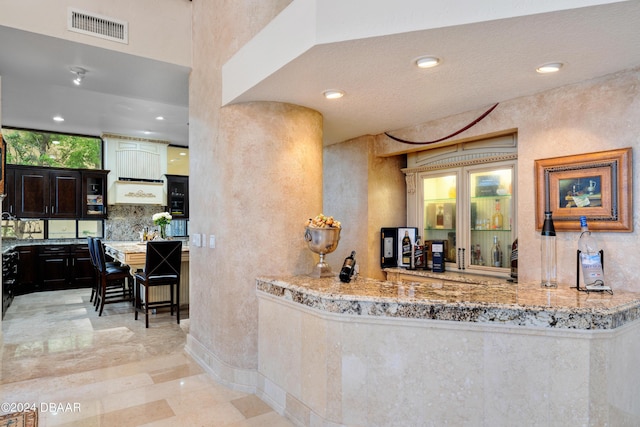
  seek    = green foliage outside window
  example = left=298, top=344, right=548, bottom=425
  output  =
left=2, top=128, right=102, bottom=169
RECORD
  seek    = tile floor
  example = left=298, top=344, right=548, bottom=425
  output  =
left=0, top=289, right=294, bottom=427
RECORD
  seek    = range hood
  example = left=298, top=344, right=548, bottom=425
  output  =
left=103, top=134, right=168, bottom=205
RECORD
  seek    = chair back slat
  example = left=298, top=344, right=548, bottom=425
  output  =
left=87, top=236, right=97, bottom=268
left=144, top=241, right=182, bottom=279
left=94, top=238, right=107, bottom=273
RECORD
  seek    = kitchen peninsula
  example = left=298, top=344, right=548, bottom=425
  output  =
left=256, top=274, right=640, bottom=426
left=104, top=241, right=190, bottom=305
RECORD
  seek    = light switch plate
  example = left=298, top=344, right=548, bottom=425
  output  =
left=209, top=235, right=216, bottom=249
left=192, top=233, right=201, bottom=247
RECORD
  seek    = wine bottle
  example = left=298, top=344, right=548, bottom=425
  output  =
left=578, top=216, right=608, bottom=290
left=401, top=231, right=412, bottom=264
left=510, top=237, right=518, bottom=282
left=436, top=206, right=444, bottom=229
left=491, top=235, right=502, bottom=267
left=339, top=251, right=357, bottom=283
left=541, top=211, right=557, bottom=288
left=414, top=237, right=425, bottom=269
left=492, top=199, right=503, bottom=229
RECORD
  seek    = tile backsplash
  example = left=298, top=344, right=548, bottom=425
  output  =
left=105, top=205, right=163, bottom=241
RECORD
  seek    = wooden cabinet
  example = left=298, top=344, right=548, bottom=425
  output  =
left=12, top=166, right=80, bottom=218
left=71, top=244, right=95, bottom=287
left=6, top=166, right=108, bottom=219
left=2, top=167, right=16, bottom=216
left=81, top=170, right=109, bottom=218
left=166, top=174, right=189, bottom=218
left=15, top=245, right=37, bottom=295
left=39, top=245, right=71, bottom=290
left=2, top=250, right=18, bottom=318
left=12, top=244, right=95, bottom=293
left=37, top=244, right=95, bottom=291
left=405, top=134, right=517, bottom=275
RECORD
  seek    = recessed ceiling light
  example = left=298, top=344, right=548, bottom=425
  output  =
left=53, top=115, right=64, bottom=122
left=323, top=90, right=345, bottom=100
left=143, top=131, right=152, bottom=135
left=415, top=56, right=441, bottom=69
left=536, top=62, right=563, bottom=74
left=155, top=116, right=165, bottom=121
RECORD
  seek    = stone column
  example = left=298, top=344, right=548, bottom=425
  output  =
left=187, top=101, right=323, bottom=388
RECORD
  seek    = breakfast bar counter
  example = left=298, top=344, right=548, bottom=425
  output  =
left=104, top=241, right=190, bottom=306
left=255, top=273, right=640, bottom=426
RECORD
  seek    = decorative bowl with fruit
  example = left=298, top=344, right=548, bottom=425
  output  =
left=304, top=214, right=341, bottom=278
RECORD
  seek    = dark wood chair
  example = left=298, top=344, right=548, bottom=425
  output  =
left=87, top=236, right=99, bottom=304
left=87, top=236, right=124, bottom=306
left=134, top=241, right=182, bottom=328
left=94, top=238, right=132, bottom=316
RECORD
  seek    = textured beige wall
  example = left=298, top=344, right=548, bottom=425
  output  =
left=370, top=68, right=640, bottom=291
left=324, top=136, right=405, bottom=280
left=189, top=0, right=317, bottom=373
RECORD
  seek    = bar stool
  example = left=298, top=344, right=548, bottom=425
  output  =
left=94, top=238, right=132, bottom=316
left=87, top=237, right=123, bottom=306
left=134, top=241, right=182, bottom=328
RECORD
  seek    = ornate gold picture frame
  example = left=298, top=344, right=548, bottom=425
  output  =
left=535, top=147, right=632, bottom=232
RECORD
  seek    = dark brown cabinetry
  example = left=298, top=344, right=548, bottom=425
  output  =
left=12, top=166, right=81, bottom=218
left=15, top=245, right=37, bottom=294
left=4, top=166, right=109, bottom=219
left=166, top=175, right=189, bottom=218
left=2, top=167, right=16, bottom=216
left=81, top=170, right=108, bottom=218
left=2, top=250, right=18, bottom=318
left=12, top=244, right=95, bottom=294
left=71, top=244, right=95, bottom=287
left=37, top=244, right=95, bottom=291
left=39, top=245, right=71, bottom=290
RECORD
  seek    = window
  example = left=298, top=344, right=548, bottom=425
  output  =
left=2, top=127, right=102, bottom=169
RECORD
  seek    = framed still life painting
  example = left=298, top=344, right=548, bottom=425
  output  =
left=535, top=147, right=632, bottom=232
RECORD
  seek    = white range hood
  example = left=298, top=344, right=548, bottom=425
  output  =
left=103, top=134, right=168, bottom=205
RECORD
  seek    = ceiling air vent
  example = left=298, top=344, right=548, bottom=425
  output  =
left=67, top=8, right=128, bottom=44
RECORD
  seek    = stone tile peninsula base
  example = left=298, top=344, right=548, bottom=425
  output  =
left=256, top=275, right=640, bottom=426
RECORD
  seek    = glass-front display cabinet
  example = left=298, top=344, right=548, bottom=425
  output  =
left=406, top=135, right=517, bottom=275
left=82, top=170, right=108, bottom=218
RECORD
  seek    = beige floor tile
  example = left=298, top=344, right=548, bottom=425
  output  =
left=1, top=289, right=294, bottom=427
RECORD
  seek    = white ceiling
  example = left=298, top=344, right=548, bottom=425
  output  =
left=0, top=25, right=190, bottom=146
left=2, top=1, right=640, bottom=147
left=224, top=0, right=640, bottom=145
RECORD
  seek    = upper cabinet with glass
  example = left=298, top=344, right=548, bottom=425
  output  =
left=405, top=135, right=517, bottom=275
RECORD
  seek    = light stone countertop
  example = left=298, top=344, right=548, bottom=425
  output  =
left=256, top=271, right=640, bottom=330
left=103, top=240, right=189, bottom=267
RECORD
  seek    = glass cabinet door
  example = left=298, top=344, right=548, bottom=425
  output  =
left=82, top=171, right=108, bottom=218
left=422, top=173, right=457, bottom=263
left=468, top=167, right=513, bottom=269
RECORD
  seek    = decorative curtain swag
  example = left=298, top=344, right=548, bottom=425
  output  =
left=385, top=102, right=499, bottom=145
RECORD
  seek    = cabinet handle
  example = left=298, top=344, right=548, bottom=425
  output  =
left=51, top=205, right=55, bottom=214
left=45, top=206, right=48, bottom=214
